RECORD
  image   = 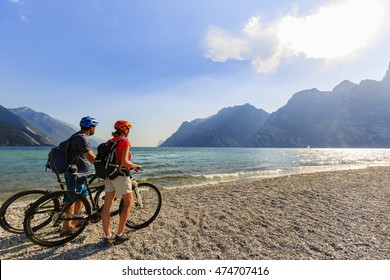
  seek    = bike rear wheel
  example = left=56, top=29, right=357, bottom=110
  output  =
left=0, top=190, right=49, bottom=234
left=123, top=182, right=162, bottom=229
left=94, top=187, right=120, bottom=216
left=24, top=190, right=91, bottom=247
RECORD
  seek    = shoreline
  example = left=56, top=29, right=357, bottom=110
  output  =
left=0, top=167, right=389, bottom=260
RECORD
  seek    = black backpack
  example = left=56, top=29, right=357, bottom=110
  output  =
left=46, top=134, right=80, bottom=175
left=94, top=138, right=126, bottom=180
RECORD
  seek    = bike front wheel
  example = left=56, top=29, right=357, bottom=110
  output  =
left=0, top=190, right=49, bottom=234
left=123, top=182, right=162, bottom=229
left=24, top=190, right=91, bottom=247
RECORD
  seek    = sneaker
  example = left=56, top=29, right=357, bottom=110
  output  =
left=114, top=232, right=130, bottom=245
left=103, top=235, right=115, bottom=244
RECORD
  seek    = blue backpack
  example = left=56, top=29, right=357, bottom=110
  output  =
left=45, top=134, right=81, bottom=175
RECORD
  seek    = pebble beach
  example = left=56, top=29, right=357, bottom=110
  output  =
left=0, top=167, right=389, bottom=260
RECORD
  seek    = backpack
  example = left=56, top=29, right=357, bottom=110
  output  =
left=45, top=134, right=80, bottom=175
left=94, top=138, right=126, bottom=180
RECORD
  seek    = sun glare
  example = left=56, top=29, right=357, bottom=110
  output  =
left=203, top=0, right=388, bottom=73
left=276, top=0, right=386, bottom=59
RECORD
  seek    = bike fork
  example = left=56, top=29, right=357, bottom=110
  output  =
left=132, top=179, right=143, bottom=208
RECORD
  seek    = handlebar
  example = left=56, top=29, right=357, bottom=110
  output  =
left=131, top=168, right=143, bottom=180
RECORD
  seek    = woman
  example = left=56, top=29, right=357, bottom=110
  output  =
left=101, top=120, right=141, bottom=244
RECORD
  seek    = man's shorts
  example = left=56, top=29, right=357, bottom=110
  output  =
left=64, top=173, right=88, bottom=202
left=105, top=175, right=132, bottom=196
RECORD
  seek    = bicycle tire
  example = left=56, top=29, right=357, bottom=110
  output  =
left=94, top=187, right=120, bottom=216
left=24, top=190, right=91, bottom=247
left=0, top=190, right=49, bottom=234
left=123, top=182, right=162, bottom=229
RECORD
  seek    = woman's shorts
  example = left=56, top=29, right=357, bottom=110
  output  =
left=105, top=175, right=132, bottom=196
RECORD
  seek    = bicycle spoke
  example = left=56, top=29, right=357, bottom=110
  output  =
left=0, top=190, right=48, bottom=234
left=24, top=191, right=91, bottom=247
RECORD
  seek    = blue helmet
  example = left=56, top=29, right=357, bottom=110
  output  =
left=80, top=116, right=99, bottom=128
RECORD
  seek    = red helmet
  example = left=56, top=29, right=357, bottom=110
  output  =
left=114, top=120, right=132, bottom=131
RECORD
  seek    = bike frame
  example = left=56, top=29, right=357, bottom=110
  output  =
left=56, top=173, right=103, bottom=221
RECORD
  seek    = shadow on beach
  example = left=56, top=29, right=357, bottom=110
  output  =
left=0, top=233, right=114, bottom=260
left=1, top=167, right=389, bottom=260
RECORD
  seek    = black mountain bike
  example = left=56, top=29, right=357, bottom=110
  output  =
left=23, top=171, right=161, bottom=247
left=0, top=174, right=108, bottom=234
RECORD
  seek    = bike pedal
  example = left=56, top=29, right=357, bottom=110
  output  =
left=88, top=212, right=101, bottom=223
left=71, top=213, right=88, bottom=219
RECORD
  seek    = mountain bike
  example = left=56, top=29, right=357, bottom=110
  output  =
left=0, top=174, right=112, bottom=234
left=0, top=189, right=51, bottom=234
left=23, top=170, right=162, bottom=247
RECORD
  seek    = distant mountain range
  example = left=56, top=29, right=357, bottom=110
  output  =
left=0, top=106, right=102, bottom=146
left=8, top=107, right=77, bottom=145
left=161, top=62, right=390, bottom=148
left=0, top=105, right=53, bottom=146
left=161, top=103, right=269, bottom=147
left=4, top=63, right=390, bottom=148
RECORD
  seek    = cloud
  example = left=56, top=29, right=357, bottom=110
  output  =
left=203, top=0, right=387, bottom=73
left=9, top=0, right=28, bottom=22
left=203, top=27, right=247, bottom=62
left=20, top=15, right=28, bottom=22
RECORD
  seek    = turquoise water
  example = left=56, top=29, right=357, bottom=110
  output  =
left=1, top=146, right=390, bottom=202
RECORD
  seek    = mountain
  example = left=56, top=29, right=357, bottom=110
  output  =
left=0, top=105, right=53, bottom=146
left=5, top=63, right=390, bottom=148
left=8, top=107, right=77, bottom=145
left=160, top=103, right=269, bottom=147
left=251, top=63, right=390, bottom=147
left=9, top=107, right=104, bottom=146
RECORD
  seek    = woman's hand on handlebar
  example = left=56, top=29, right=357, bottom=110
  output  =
left=134, top=165, right=142, bottom=172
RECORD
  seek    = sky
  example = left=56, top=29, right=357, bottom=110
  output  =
left=1, top=0, right=390, bottom=146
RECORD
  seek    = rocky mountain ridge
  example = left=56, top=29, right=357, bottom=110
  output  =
left=251, top=64, right=390, bottom=148
left=0, top=106, right=102, bottom=146
left=162, top=63, right=390, bottom=148
left=161, top=103, right=269, bottom=147
left=0, top=105, right=53, bottom=146
left=4, top=63, right=390, bottom=148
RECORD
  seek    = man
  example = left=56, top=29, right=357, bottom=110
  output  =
left=61, top=116, right=98, bottom=236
